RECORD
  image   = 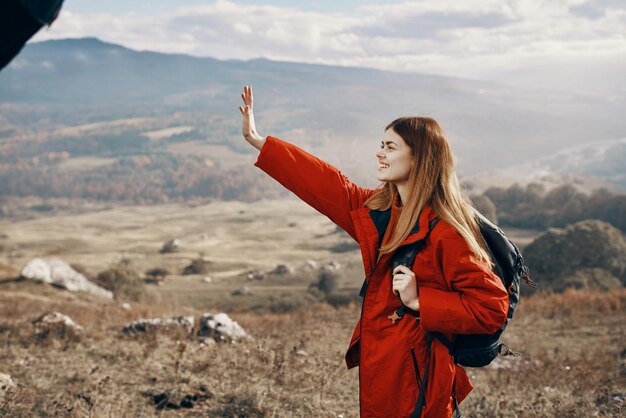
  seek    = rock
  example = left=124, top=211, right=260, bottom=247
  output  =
left=246, top=271, right=265, bottom=281
left=121, top=303, right=131, bottom=310
left=160, top=239, right=181, bottom=254
left=122, top=316, right=194, bottom=335
left=322, top=260, right=341, bottom=270
left=198, top=313, right=248, bottom=342
left=295, top=350, right=308, bottom=357
left=0, top=372, right=15, bottom=400
left=20, top=258, right=113, bottom=299
left=273, top=264, right=294, bottom=275
left=305, top=260, right=318, bottom=269
left=232, top=286, right=252, bottom=296
left=32, top=312, right=84, bottom=341
left=202, top=276, right=212, bottom=283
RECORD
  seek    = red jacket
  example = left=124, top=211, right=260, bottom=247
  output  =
left=254, top=136, right=509, bottom=417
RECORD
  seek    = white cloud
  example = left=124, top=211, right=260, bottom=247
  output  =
left=233, top=22, right=253, bottom=35
left=31, top=0, right=626, bottom=91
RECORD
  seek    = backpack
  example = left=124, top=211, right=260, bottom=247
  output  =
left=388, top=210, right=536, bottom=418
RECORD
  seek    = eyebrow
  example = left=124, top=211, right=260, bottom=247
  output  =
left=381, top=140, right=397, bottom=146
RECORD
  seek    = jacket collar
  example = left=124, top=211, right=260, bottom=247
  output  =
left=350, top=204, right=437, bottom=276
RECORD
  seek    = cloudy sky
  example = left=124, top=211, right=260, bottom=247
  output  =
left=33, top=0, right=626, bottom=92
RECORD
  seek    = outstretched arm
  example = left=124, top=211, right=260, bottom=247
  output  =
left=238, top=85, right=376, bottom=241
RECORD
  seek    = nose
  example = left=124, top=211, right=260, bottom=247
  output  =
left=376, top=149, right=384, bottom=159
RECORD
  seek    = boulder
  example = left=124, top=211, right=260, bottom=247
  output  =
left=32, top=312, right=84, bottom=341
left=0, top=372, right=15, bottom=401
left=21, top=258, right=113, bottom=299
left=524, top=220, right=626, bottom=292
left=198, top=313, right=248, bottom=342
left=122, top=316, right=194, bottom=335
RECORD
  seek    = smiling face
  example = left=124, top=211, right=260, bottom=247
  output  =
left=376, top=128, right=416, bottom=185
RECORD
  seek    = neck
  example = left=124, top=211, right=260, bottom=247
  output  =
left=395, top=182, right=409, bottom=207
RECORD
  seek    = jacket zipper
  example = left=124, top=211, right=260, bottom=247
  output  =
left=358, top=256, right=382, bottom=415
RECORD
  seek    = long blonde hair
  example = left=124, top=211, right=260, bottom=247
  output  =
left=365, top=116, right=492, bottom=264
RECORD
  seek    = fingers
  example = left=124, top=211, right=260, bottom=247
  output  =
left=393, top=265, right=415, bottom=278
left=241, top=85, right=254, bottom=107
left=391, top=280, right=404, bottom=297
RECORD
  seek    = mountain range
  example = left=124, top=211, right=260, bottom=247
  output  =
left=0, top=37, right=624, bottom=193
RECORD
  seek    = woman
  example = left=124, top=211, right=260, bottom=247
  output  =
left=238, top=85, right=509, bottom=418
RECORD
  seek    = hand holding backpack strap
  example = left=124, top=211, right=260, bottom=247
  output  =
left=389, top=218, right=440, bottom=323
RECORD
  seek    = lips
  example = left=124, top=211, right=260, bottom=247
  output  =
left=378, top=162, right=389, bottom=169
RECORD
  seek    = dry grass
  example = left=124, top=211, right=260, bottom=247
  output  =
left=0, top=201, right=623, bottom=417
left=0, top=282, right=624, bottom=418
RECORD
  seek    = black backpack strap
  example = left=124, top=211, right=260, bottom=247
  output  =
left=360, top=217, right=440, bottom=299
left=411, top=333, right=433, bottom=418
left=452, top=378, right=462, bottom=418
left=429, top=332, right=455, bottom=356
left=411, top=332, right=462, bottom=418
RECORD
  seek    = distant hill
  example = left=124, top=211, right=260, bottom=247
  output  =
left=469, top=137, right=626, bottom=193
left=0, top=37, right=624, bottom=201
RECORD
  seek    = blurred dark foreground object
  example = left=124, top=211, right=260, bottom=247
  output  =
left=0, top=0, right=65, bottom=70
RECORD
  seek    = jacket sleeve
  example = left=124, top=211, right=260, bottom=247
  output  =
left=254, top=135, right=376, bottom=241
left=418, top=227, right=509, bottom=334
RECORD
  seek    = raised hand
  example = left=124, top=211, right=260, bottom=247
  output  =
left=239, top=85, right=264, bottom=150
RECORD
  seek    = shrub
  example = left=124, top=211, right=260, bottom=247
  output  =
left=523, top=219, right=626, bottom=294
left=324, top=292, right=360, bottom=308
left=182, top=259, right=211, bottom=275
left=315, top=268, right=340, bottom=294
left=145, top=267, right=170, bottom=278
left=94, top=265, right=147, bottom=302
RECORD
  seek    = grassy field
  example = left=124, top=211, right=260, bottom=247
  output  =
left=0, top=200, right=623, bottom=417
left=0, top=282, right=624, bottom=417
